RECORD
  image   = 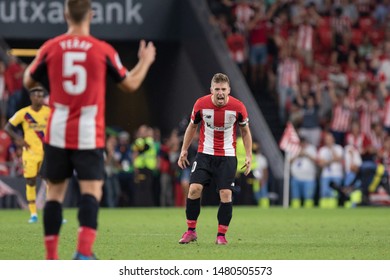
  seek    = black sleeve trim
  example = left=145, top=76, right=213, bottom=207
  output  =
left=193, top=110, right=202, bottom=124
left=106, top=56, right=126, bottom=83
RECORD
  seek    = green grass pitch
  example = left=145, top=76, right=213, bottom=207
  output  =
left=0, top=207, right=389, bottom=260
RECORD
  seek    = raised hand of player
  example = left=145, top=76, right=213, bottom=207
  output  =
left=138, top=40, right=156, bottom=65
left=178, top=150, right=190, bottom=170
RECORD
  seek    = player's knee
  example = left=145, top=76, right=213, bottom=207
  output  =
left=219, top=189, right=232, bottom=202
left=188, top=184, right=202, bottom=198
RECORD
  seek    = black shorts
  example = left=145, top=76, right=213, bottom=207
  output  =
left=189, top=153, right=237, bottom=191
left=41, top=144, right=105, bottom=181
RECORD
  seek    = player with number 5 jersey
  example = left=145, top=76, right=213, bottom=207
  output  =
left=28, top=33, right=128, bottom=149
left=23, top=0, right=156, bottom=260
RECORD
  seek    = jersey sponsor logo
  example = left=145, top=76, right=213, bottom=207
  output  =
left=24, top=113, right=45, bottom=141
left=206, top=122, right=233, bottom=131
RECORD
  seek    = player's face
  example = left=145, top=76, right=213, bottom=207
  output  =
left=30, top=91, right=45, bottom=105
left=211, top=82, right=230, bottom=107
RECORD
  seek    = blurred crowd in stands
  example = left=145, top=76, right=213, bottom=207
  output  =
left=0, top=54, right=26, bottom=178
left=208, top=0, right=390, bottom=206
left=2, top=0, right=390, bottom=208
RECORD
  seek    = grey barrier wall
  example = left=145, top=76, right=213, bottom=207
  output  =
left=0, top=0, right=179, bottom=41
left=0, top=0, right=285, bottom=203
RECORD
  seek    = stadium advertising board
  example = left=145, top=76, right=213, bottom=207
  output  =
left=0, top=0, right=178, bottom=40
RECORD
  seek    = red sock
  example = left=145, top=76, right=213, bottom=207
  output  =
left=187, top=220, right=197, bottom=231
left=44, top=235, right=59, bottom=260
left=218, top=225, right=228, bottom=235
left=77, top=226, right=97, bottom=256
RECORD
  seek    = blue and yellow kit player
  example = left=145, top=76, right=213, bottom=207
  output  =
left=5, top=86, right=50, bottom=223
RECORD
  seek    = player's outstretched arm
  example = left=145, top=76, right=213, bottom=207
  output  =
left=118, top=40, right=156, bottom=93
left=23, top=57, right=40, bottom=90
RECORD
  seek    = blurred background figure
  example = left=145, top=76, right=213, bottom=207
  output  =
left=252, top=141, right=269, bottom=208
left=103, top=134, right=121, bottom=208
left=290, top=136, right=317, bottom=208
left=114, top=131, right=134, bottom=206
left=132, top=125, right=157, bottom=206
left=317, top=131, right=344, bottom=208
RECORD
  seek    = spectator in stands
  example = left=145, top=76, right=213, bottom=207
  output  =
left=341, top=0, right=359, bottom=26
left=232, top=0, right=255, bottom=34
left=379, top=81, right=390, bottom=134
left=103, top=134, right=121, bottom=208
left=235, top=135, right=256, bottom=205
left=132, top=125, right=157, bottom=206
left=226, top=26, right=248, bottom=74
left=378, top=135, right=390, bottom=176
left=158, top=130, right=180, bottom=207
left=343, top=144, right=362, bottom=190
left=0, top=60, right=7, bottom=127
left=345, top=120, right=372, bottom=156
left=252, top=141, right=269, bottom=208
left=294, top=6, right=317, bottom=67
left=276, top=46, right=300, bottom=123
left=4, top=55, right=24, bottom=119
left=0, top=128, right=11, bottom=176
left=246, top=2, right=274, bottom=89
left=328, top=80, right=353, bottom=146
left=375, top=41, right=390, bottom=89
left=290, top=136, right=317, bottom=208
left=370, top=122, right=387, bottom=152
left=356, top=88, right=380, bottom=135
left=330, top=6, right=351, bottom=47
left=373, top=0, right=389, bottom=27
left=317, top=131, right=344, bottom=208
left=358, top=34, right=374, bottom=60
left=295, top=81, right=322, bottom=147
left=330, top=32, right=357, bottom=68
left=9, top=144, right=23, bottom=177
left=114, top=131, right=134, bottom=206
left=158, top=137, right=173, bottom=207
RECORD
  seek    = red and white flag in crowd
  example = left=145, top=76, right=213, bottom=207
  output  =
left=279, top=122, right=301, bottom=156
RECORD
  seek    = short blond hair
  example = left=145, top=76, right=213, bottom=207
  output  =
left=211, top=73, right=230, bottom=86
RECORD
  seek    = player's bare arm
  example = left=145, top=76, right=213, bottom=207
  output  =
left=4, top=122, right=30, bottom=149
left=119, top=40, right=156, bottom=93
left=240, top=124, right=252, bottom=176
left=23, top=56, right=40, bottom=89
left=178, top=122, right=197, bottom=169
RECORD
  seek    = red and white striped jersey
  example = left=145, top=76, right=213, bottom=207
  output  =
left=330, top=15, right=351, bottom=34
left=345, top=132, right=371, bottom=154
left=383, top=96, right=390, bottom=128
left=277, top=57, right=300, bottom=88
left=29, top=34, right=128, bottom=149
left=330, top=103, right=352, bottom=132
left=191, top=95, right=249, bottom=157
left=296, top=24, right=313, bottom=51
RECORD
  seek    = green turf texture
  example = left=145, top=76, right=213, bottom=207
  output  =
left=0, top=207, right=389, bottom=260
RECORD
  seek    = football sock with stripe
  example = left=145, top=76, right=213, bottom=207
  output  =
left=217, top=202, right=232, bottom=236
left=77, top=194, right=99, bottom=256
left=186, top=198, right=201, bottom=231
left=43, top=200, right=63, bottom=260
